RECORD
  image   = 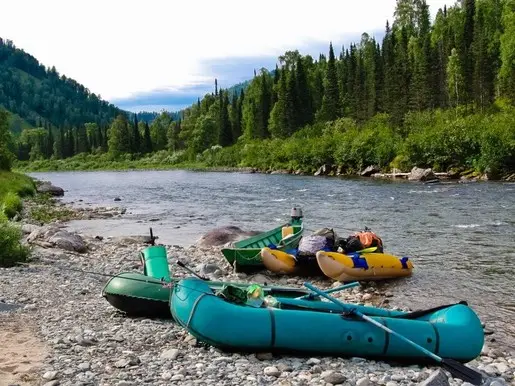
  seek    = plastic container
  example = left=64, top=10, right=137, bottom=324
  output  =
left=140, top=245, right=171, bottom=282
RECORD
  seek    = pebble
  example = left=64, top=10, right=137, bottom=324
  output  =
left=263, top=366, right=281, bottom=377
left=356, top=376, right=371, bottom=386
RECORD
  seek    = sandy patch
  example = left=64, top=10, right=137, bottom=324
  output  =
left=0, top=314, right=47, bottom=386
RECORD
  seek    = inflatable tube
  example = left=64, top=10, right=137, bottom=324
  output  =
left=316, top=251, right=414, bottom=282
left=171, top=277, right=483, bottom=362
left=261, top=247, right=324, bottom=276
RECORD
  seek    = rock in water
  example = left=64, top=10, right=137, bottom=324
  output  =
left=419, top=369, right=449, bottom=386
left=408, top=167, right=437, bottom=181
left=361, top=165, right=380, bottom=177
left=196, top=226, right=262, bottom=247
left=37, top=182, right=65, bottom=196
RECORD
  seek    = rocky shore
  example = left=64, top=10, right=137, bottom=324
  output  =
left=1, top=199, right=514, bottom=386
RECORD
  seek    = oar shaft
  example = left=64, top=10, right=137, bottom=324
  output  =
left=298, top=281, right=359, bottom=299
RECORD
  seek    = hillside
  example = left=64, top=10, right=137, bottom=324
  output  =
left=0, top=38, right=124, bottom=132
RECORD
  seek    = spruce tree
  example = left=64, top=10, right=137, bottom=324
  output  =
left=295, top=56, right=313, bottom=127
left=218, top=90, right=232, bottom=146
left=499, top=0, right=515, bottom=103
left=462, top=0, right=476, bottom=108
left=143, top=121, right=152, bottom=153
left=108, top=114, right=130, bottom=157
left=132, top=115, right=141, bottom=153
left=258, top=72, right=271, bottom=137
left=317, top=42, right=340, bottom=122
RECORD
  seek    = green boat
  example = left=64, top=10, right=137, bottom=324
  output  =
left=171, top=277, right=485, bottom=362
left=101, top=242, right=310, bottom=318
left=221, top=207, right=304, bottom=273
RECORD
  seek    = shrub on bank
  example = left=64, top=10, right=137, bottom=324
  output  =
left=2, top=192, right=22, bottom=219
left=0, top=220, right=29, bottom=267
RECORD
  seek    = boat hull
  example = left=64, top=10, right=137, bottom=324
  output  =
left=102, top=272, right=311, bottom=317
left=221, top=221, right=304, bottom=272
left=171, top=277, right=484, bottom=362
left=316, top=251, right=414, bottom=282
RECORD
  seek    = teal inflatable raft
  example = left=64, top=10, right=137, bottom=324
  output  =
left=171, top=277, right=484, bottom=362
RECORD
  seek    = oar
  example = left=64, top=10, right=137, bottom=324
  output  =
left=356, top=246, right=377, bottom=253
left=297, top=281, right=360, bottom=300
left=175, top=260, right=209, bottom=281
left=303, top=282, right=484, bottom=386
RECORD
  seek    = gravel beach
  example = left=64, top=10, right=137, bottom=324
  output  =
left=1, top=203, right=514, bottom=386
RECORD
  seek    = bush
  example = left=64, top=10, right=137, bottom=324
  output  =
left=2, top=192, right=22, bottom=219
left=0, top=221, right=30, bottom=267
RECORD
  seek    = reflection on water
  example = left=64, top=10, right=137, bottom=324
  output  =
left=29, top=170, right=515, bottom=351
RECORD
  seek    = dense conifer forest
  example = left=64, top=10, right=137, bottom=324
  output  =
left=2, top=0, right=514, bottom=177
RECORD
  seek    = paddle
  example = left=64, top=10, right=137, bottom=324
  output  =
left=356, top=246, right=377, bottom=253
left=303, top=282, right=484, bottom=386
left=175, top=260, right=209, bottom=281
left=297, top=281, right=360, bottom=300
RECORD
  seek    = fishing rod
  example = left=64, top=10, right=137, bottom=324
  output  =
left=16, top=261, right=174, bottom=286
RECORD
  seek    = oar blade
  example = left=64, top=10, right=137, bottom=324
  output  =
left=441, top=358, right=483, bottom=385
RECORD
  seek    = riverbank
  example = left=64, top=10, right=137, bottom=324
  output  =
left=1, top=189, right=514, bottom=385
left=13, top=152, right=515, bottom=183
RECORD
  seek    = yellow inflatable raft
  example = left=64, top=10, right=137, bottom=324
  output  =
left=316, top=250, right=414, bottom=282
left=260, top=247, right=323, bottom=276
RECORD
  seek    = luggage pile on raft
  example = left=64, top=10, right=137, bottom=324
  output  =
left=100, top=207, right=487, bottom=385
left=223, top=207, right=414, bottom=281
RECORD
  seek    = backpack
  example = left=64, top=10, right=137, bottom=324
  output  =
left=296, top=228, right=338, bottom=258
left=340, top=227, right=384, bottom=253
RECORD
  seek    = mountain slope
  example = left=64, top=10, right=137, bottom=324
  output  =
left=0, top=38, right=124, bottom=132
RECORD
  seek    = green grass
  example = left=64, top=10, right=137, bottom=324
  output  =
left=0, top=171, right=36, bottom=200
left=2, top=191, right=22, bottom=219
left=28, top=194, right=76, bottom=223
left=0, top=221, right=30, bottom=267
left=0, top=171, right=35, bottom=267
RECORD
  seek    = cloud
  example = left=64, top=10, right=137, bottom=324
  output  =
left=114, top=31, right=382, bottom=113
left=0, top=0, right=456, bottom=113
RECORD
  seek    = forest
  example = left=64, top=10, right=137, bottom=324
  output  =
left=3, top=0, right=515, bottom=178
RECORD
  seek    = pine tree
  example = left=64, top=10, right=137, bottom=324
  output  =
left=108, top=114, right=130, bottom=157
left=258, top=71, right=271, bottom=137
left=143, top=121, right=152, bottom=153
left=472, top=4, right=494, bottom=111
left=132, top=115, right=141, bottom=153
left=447, top=48, right=464, bottom=115
left=499, top=0, right=515, bottom=103
left=382, top=21, right=396, bottom=114
left=317, top=42, right=340, bottom=122
left=218, top=90, right=232, bottom=146
left=46, top=127, right=54, bottom=158
left=462, top=0, right=476, bottom=108
left=76, top=125, right=89, bottom=154
left=295, top=56, right=313, bottom=127
left=391, top=27, right=411, bottom=127
left=269, top=68, right=289, bottom=138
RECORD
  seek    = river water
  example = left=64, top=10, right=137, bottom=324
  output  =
left=29, top=170, right=515, bottom=351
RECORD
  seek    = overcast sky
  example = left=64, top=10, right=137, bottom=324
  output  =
left=1, top=0, right=457, bottom=112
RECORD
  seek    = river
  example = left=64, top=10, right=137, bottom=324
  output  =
left=28, top=170, right=515, bottom=351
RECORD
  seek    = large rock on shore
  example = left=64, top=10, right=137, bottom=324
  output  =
left=196, top=226, right=261, bottom=248
left=26, top=225, right=88, bottom=253
left=36, top=182, right=64, bottom=197
left=408, top=167, right=437, bottom=181
left=361, top=165, right=381, bottom=177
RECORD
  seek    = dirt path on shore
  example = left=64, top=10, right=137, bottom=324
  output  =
left=0, top=314, right=47, bottom=386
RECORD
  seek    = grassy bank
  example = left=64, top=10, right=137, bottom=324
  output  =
left=0, top=171, right=35, bottom=267
left=14, top=151, right=207, bottom=172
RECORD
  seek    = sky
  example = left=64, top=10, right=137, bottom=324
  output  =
left=1, top=0, right=457, bottom=113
